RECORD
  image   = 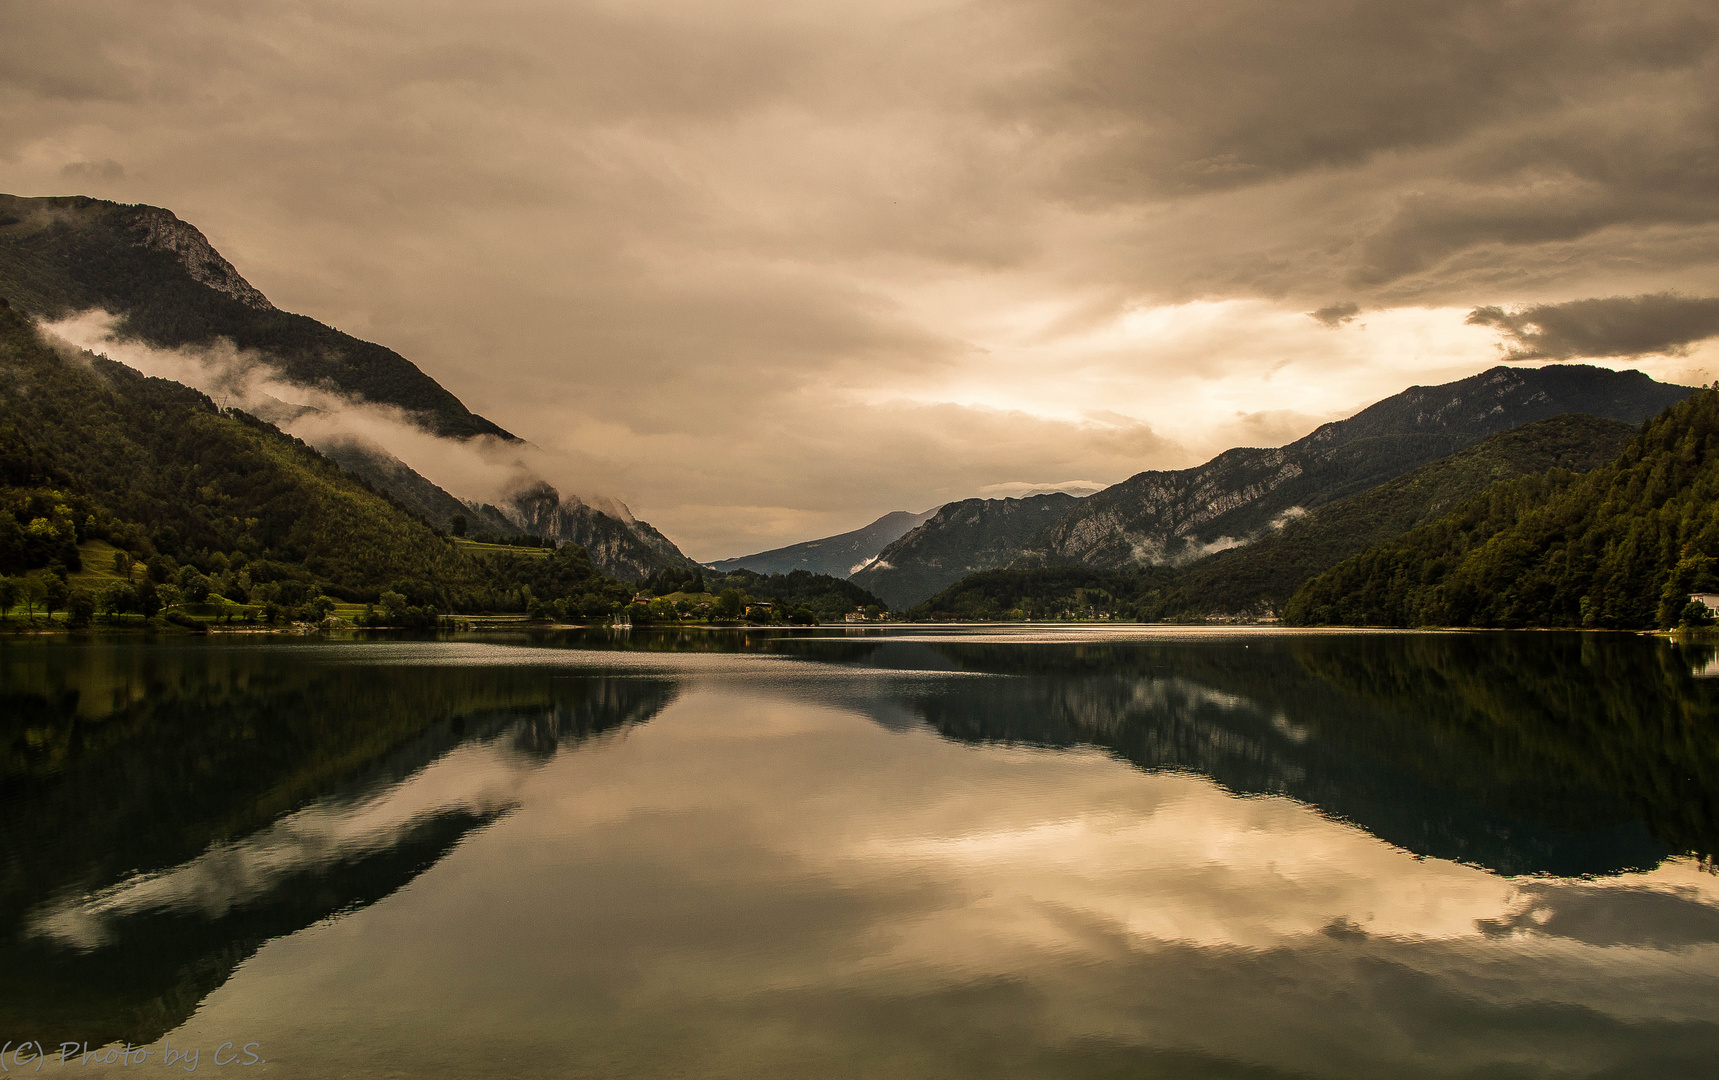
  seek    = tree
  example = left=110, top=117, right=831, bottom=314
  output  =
left=1679, top=599, right=1715, bottom=628
left=179, top=566, right=211, bottom=603
left=715, top=589, right=744, bottom=619
left=66, top=589, right=96, bottom=628
left=137, top=580, right=161, bottom=618
left=0, top=575, right=16, bottom=618
left=98, top=581, right=136, bottom=620
left=451, top=514, right=467, bottom=538
left=20, top=573, right=47, bottom=618
left=41, top=572, right=68, bottom=620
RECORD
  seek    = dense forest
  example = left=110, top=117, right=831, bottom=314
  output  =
left=1286, top=387, right=1719, bottom=629
left=0, top=304, right=863, bottom=628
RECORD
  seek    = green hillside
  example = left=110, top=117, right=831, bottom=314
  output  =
left=1285, top=387, right=1719, bottom=629
left=1, top=302, right=451, bottom=585
left=1137, top=413, right=1637, bottom=619
left=910, top=414, right=1634, bottom=621
left=0, top=302, right=628, bottom=620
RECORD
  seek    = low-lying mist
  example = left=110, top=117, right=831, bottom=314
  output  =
left=44, top=310, right=633, bottom=524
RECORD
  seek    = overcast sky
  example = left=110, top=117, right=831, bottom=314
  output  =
left=6, top=0, right=1719, bottom=559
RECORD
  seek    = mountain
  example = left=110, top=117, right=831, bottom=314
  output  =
left=860, top=365, right=1693, bottom=609
left=1284, top=387, right=1719, bottom=629
left=0, top=303, right=638, bottom=617
left=0, top=302, right=447, bottom=590
left=0, top=194, right=508, bottom=440
left=1042, top=364, right=1694, bottom=569
left=0, top=194, right=701, bottom=581
left=908, top=413, right=1640, bottom=621
left=850, top=493, right=1079, bottom=610
left=505, top=482, right=701, bottom=580
left=708, top=507, right=941, bottom=577
left=1135, top=412, right=1640, bottom=620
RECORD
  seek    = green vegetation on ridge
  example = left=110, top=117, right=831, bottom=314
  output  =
left=0, top=305, right=866, bottom=627
left=1286, top=387, right=1719, bottom=629
left=911, top=414, right=1635, bottom=622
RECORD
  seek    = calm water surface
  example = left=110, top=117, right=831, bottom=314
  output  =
left=2, top=627, right=1717, bottom=1077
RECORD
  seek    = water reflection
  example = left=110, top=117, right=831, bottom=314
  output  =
left=2, top=630, right=1717, bottom=1078
left=0, top=640, right=675, bottom=1047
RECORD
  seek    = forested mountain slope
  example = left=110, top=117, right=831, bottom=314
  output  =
left=0, top=193, right=704, bottom=580
left=850, top=493, right=1078, bottom=610
left=0, top=303, right=632, bottom=615
left=0, top=302, right=455, bottom=590
left=0, top=194, right=508, bottom=439
left=911, top=414, right=1636, bottom=621
left=1285, top=387, right=1719, bottom=629
left=1043, top=365, right=1693, bottom=569
left=861, top=366, right=1691, bottom=610
left=1138, top=413, right=1638, bottom=619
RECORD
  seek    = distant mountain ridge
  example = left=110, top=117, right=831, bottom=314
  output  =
left=907, top=413, right=1644, bottom=622
left=1043, top=365, right=1693, bottom=569
left=0, top=193, right=700, bottom=581
left=856, top=365, right=1694, bottom=608
left=709, top=507, right=940, bottom=578
left=851, top=493, right=1079, bottom=610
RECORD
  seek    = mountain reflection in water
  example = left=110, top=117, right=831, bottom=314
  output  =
left=0, top=640, right=675, bottom=1047
left=1, top=629, right=1716, bottom=1078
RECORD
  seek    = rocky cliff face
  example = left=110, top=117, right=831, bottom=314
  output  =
left=504, top=482, right=700, bottom=581
left=130, top=206, right=274, bottom=310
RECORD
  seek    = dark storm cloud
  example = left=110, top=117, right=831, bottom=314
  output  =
left=998, top=0, right=1719, bottom=298
left=1010, top=0, right=1717, bottom=190
left=1467, top=293, right=1719, bottom=360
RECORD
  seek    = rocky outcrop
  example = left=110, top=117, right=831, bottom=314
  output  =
left=503, top=482, right=700, bottom=581
left=129, top=207, right=274, bottom=310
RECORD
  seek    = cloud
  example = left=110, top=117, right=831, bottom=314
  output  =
left=59, top=158, right=125, bottom=182
left=1467, top=292, right=1719, bottom=360
left=4, top=0, right=1719, bottom=555
left=1308, top=302, right=1360, bottom=327
left=42, top=310, right=589, bottom=512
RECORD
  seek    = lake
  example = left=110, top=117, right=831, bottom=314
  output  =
left=3, top=627, right=1717, bottom=1077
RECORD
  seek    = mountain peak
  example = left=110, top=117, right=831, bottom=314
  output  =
left=129, top=206, right=274, bottom=311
